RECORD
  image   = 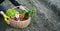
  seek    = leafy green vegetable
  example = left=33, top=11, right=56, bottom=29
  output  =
left=29, top=8, right=36, bottom=17
left=6, top=8, right=36, bottom=19
left=24, top=8, right=36, bottom=18
left=6, top=9, right=19, bottom=18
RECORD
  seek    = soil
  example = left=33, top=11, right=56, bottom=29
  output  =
left=0, top=0, right=60, bottom=31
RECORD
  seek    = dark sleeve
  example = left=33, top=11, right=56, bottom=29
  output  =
left=9, top=0, right=22, bottom=6
left=0, top=0, right=5, bottom=4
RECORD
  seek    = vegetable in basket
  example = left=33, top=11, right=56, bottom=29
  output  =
left=6, top=9, right=19, bottom=18
left=5, top=8, right=36, bottom=21
left=24, top=8, right=36, bottom=18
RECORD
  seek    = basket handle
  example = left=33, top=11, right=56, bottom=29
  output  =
left=12, top=6, right=29, bottom=12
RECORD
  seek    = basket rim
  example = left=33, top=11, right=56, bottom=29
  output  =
left=9, top=17, right=31, bottom=22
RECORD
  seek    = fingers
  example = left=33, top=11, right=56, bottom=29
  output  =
left=20, top=5, right=29, bottom=12
left=19, top=5, right=26, bottom=10
left=12, top=5, right=29, bottom=12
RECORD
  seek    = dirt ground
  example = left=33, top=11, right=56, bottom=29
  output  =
left=0, top=0, right=60, bottom=31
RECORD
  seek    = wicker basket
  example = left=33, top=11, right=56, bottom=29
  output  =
left=10, top=17, right=31, bottom=28
left=3, top=6, right=31, bottom=28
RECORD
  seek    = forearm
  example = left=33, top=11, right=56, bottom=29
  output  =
left=9, top=0, right=28, bottom=10
left=9, top=0, right=21, bottom=6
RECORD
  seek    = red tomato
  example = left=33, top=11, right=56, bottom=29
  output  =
left=11, top=18, right=20, bottom=21
left=23, top=18, right=28, bottom=20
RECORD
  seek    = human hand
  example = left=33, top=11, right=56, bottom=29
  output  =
left=19, top=5, right=29, bottom=12
left=13, top=5, right=29, bottom=12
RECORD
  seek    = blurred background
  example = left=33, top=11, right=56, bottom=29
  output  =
left=0, top=0, right=60, bottom=31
